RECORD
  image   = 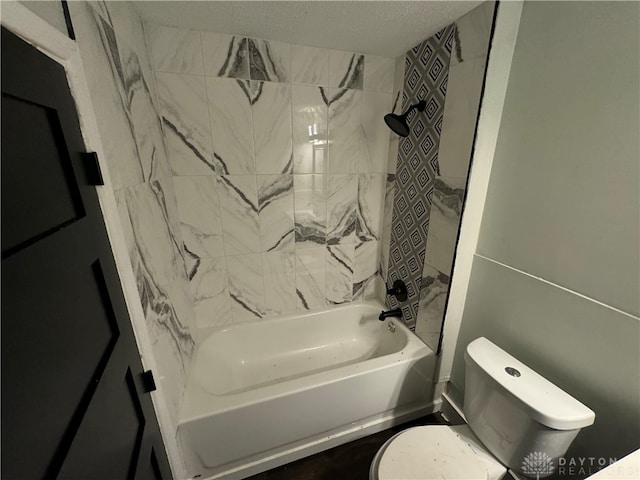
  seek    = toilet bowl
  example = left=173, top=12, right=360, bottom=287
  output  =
left=370, top=424, right=507, bottom=480
left=370, top=337, right=595, bottom=480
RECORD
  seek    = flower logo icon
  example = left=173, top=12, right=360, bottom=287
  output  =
left=522, top=451, right=555, bottom=479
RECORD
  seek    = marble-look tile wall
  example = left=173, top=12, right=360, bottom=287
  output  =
left=145, top=23, right=395, bottom=328
left=383, top=2, right=495, bottom=351
left=68, top=1, right=197, bottom=426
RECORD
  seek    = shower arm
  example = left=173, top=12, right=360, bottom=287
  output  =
left=402, top=100, right=427, bottom=116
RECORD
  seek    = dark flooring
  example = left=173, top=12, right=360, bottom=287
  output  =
left=245, top=413, right=446, bottom=480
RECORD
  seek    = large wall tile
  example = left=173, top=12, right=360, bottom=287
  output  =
left=378, top=175, right=396, bottom=287
left=424, top=175, right=465, bottom=274
left=437, top=55, right=488, bottom=178
left=173, top=176, right=224, bottom=259
left=226, top=253, right=265, bottom=321
left=123, top=181, right=195, bottom=377
left=329, top=50, right=364, bottom=90
left=112, top=18, right=170, bottom=179
left=205, top=77, right=255, bottom=174
left=72, top=4, right=143, bottom=190
left=201, top=32, right=249, bottom=79
left=96, top=1, right=137, bottom=50
left=253, top=82, right=293, bottom=174
left=379, top=224, right=392, bottom=296
left=294, top=174, right=327, bottom=248
left=114, top=188, right=136, bottom=258
left=190, top=257, right=231, bottom=328
left=156, top=177, right=185, bottom=249
left=357, top=174, right=385, bottom=241
left=156, top=72, right=217, bottom=175
left=415, top=264, right=450, bottom=352
left=353, top=240, right=380, bottom=300
left=327, top=87, right=363, bottom=173
left=146, top=23, right=204, bottom=74
left=364, top=55, right=394, bottom=93
left=218, top=175, right=260, bottom=255
left=119, top=40, right=173, bottom=183
left=327, top=174, right=358, bottom=245
left=291, top=45, right=329, bottom=86
left=248, top=38, right=290, bottom=83
left=263, top=251, right=297, bottom=316
left=362, top=91, right=392, bottom=173
left=387, top=135, right=399, bottom=175
left=296, top=247, right=327, bottom=310
left=430, top=176, right=464, bottom=230
left=292, top=85, right=327, bottom=173
left=258, top=175, right=295, bottom=252
left=450, top=1, right=495, bottom=66
left=382, top=175, right=396, bottom=233
left=423, top=231, right=454, bottom=278
left=326, top=244, right=355, bottom=304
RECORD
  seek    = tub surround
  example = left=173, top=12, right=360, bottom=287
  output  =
left=65, top=0, right=398, bottom=444
left=68, top=1, right=197, bottom=428
left=146, top=23, right=395, bottom=329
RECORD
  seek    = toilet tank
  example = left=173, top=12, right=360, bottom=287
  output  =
left=463, top=337, right=595, bottom=478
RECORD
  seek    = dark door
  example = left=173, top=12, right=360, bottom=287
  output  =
left=1, top=27, right=172, bottom=480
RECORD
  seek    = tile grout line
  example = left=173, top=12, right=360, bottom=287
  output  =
left=197, top=30, right=235, bottom=322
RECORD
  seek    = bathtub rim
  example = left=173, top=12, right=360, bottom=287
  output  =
left=190, top=301, right=414, bottom=398
left=180, top=345, right=434, bottom=423
left=179, top=300, right=434, bottom=422
left=180, top=341, right=434, bottom=423
left=193, top=299, right=390, bottom=340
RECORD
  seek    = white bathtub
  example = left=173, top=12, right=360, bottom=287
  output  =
left=178, top=301, right=438, bottom=480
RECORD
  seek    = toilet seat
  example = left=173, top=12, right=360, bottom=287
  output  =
left=371, top=425, right=507, bottom=480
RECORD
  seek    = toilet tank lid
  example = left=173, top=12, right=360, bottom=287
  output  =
left=465, top=337, right=595, bottom=430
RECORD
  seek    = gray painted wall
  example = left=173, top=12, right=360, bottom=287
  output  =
left=451, top=0, right=639, bottom=471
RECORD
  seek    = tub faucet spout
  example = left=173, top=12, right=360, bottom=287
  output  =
left=379, top=308, right=402, bottom=321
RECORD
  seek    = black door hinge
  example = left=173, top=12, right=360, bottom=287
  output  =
left=141, top=370, right=156, bottom=393
left=81, top=152, right=104, bottom=185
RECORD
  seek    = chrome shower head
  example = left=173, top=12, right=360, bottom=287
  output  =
left=384, top=100, right=427, bottom=137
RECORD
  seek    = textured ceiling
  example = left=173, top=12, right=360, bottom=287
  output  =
left=132, top=1, right=484, bottom=58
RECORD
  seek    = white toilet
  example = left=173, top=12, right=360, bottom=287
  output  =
left=370, top=337, right=596, bottom=479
